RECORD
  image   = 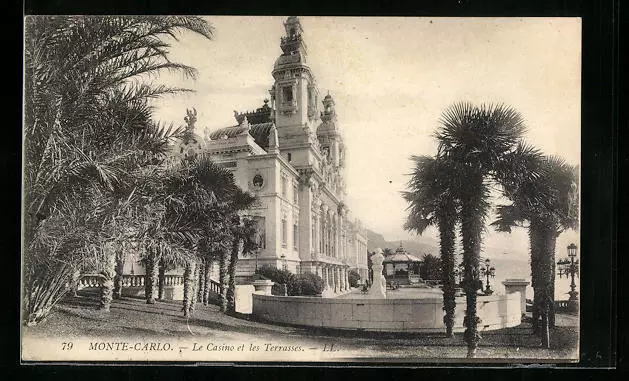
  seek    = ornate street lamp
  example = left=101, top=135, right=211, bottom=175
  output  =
left=281, top=254, right=287, bottom=271
left=558, top=243, right=579, bottom=302
left=453, top=264, right=464, bottom=285
left=129, top=251, right=136, bottom=275
left=479, top=258, right=496, bottom=295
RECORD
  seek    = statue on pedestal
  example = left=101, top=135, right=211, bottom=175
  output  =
left=368, top=248, right=386, bottom=299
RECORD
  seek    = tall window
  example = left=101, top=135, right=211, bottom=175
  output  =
left=253, top=216, right=266, bottom=249
left=281, top=218, right=287, bottom=247
left=293, top=185, right=298, bottom=204
left=320, top=219, right=325, bottom=253
left=282, top=86, right=293, bottom=103
left=293, top=223, right=299, bottom=249
left=281, top=177, right=287, bottom=197
left=311, top=217, right=317, bottom=251
left=307, top=86, right=314, bottom=109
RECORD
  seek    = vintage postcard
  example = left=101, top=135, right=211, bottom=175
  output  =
left=21, top=16, right=581, bottom=363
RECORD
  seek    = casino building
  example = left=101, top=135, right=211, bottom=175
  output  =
left=172, top=17, right=368, bottom=292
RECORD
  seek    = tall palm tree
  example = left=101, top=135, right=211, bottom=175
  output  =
left=403, top=155, right=459, bottom=337
left=22, top=16, right=214, bottom=325
left=435, top=102, right=527, bottom=357
left=160, top=154, right=241, bottom=316
left=492, top=156, right=579, bottom=347
left=226, top=213, right=259, bottom=313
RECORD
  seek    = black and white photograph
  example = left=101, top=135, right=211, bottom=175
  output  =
left=21, top=15, right=581, bottom=362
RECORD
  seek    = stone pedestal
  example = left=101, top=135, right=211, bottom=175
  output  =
left=368, top=249, right=386, bottom=299
left=252, top=280, right=274, bottom=295
left=502, top=279, right=529, bottom=316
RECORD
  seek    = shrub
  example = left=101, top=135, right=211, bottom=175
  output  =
left=255, top=265, right=293, bottom=285
left=287, top=273, right=325, bottom=296
left=271, top=283, right=287, bottom=296
left=348, top=270, right=361, bottom=288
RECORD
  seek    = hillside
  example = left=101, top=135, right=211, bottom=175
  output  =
left=366, top=229, right=438, bottom=257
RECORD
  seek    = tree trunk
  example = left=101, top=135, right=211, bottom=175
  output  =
left=190, top=259, right=199, bottom=313
left=219, top=248, right=230, bottom=313
left=529, top=226, right=542, bottom=334
left=438, top=201, right=457, bottom=338
left=71, top=267, right=81, bottom=297
left=460, top=186, right=484, bottom=358
left=530, top=220, right=556, bottom=348
left=182, top=260, right=196, bottom=317
left=113, top=243, right=124, bottom=300
left=203, top=259, right=212, bottom=305
left=197, top=258, right=205, bottom=303
left=99, top=243, right=116, bottom=312
left=157, top=258, right=165, bottom=300
left=145, top=248, right=159, bottom=304
left=227, top=238, right=242, bottom=313
left=549, top=240, right=557, bottom=328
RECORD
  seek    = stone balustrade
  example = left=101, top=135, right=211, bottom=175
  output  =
left=122, top=274, right=145, bottom=287
left=78, top=274, right=105, bottom=289
left=78, top=274, right=185, bottom=289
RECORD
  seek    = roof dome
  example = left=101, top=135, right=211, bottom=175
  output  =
left=316, top=120, right=337, bottom=135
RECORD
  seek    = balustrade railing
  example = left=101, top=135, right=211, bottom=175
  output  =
left=121, top=274, right=145, bottom=287
left=162, top=274, right=184, bottom=286
left=78, top=274, right=105, bottom=288
left=78, top=274, right=185, bottom=289
left=209, top=279, right=221, bottom=294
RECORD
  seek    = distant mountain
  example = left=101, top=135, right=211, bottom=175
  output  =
left=365, top=229, right=528, bottom=260
left=366, top=229, right=438, bottom=258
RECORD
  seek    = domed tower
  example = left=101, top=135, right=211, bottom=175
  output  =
left=317, top=93, right=344, bottom=168
left=270, top=16, right=320, bottom=132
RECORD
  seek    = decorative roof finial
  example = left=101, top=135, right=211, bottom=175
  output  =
left=240, top=116, right=250, bottom=128
left=268, top=124, right=280, bottom=154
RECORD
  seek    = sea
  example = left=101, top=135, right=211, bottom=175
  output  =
left=488, top=256, right=580, bottom=301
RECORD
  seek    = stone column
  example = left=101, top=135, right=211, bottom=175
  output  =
left=502, top=279, right=530, bottom=316
left=326, top=267, right=332, bottom=290
left=334, top=267, right=340, bottom=293
left=345, top=268, right=350, bottom=289
left=339, top=268, right=345, bottom=291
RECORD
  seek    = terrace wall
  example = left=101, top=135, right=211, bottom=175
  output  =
left=252, top=293, right=521, bottom=332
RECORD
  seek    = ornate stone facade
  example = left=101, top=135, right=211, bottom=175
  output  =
left=176, top=17, right=369, bottom=291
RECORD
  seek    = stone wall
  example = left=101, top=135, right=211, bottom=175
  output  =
left=252, top=293, right=521, bottom=332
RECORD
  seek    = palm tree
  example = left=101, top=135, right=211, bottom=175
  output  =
left=182, top=259, right=196, bottom=318
left=22, top=16, right=214, bottom=325
left=159, top=154, right=242, bottom=316
left=492, top=156, right=579, bottom=347
left=112, top=242, right=126, bottom=299
left=226, top=213, right=259, bottom=313
left=403, top=155, right=459, bottom=337
left=435, top=102, right=527, bottom=357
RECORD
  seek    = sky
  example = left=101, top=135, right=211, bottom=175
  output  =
left=151, top=16, right=581, bottom=260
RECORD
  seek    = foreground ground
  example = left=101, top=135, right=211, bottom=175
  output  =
left=22, top=292, right=578, bottom=363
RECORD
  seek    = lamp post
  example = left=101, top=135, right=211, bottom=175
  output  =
left=558, top=243, right=579, bottom=302
left=454, top=264, right=464, bottom=285
left=129, top=251, right=136, bottom=275
left=281, top=254, right=287, bottom=271
left=479, top=258, right=496, bottom=295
